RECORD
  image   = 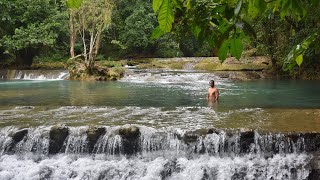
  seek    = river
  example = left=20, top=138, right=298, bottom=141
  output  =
left=0, top=69, right=319, bottom=179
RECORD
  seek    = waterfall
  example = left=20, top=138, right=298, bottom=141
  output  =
left=0, top=125, right=318, bottom=179
left=1, top=70, right=69, bottom=80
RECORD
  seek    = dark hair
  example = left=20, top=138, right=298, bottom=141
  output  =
left=209, top=80, right=214, bottom=86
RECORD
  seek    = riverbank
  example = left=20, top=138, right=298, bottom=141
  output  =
left=2, top=56, right=320, bottom=81
left=124, top=56, right=274, bottom=81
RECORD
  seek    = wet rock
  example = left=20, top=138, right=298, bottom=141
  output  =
left=286, top=133, right=301, bottom=143
left=239, top=130, right=255, bottom=153
left=302, top=132, right=320, bottom=152
left=160, top=159, right=180, bottom=179
left=11, top=128, right=28, bottom=143
left=118, top=125, right=141, bottom=155
left=118, top=125, right=140, bottom=138
left=49, top=124, right=69, bottom=154
left=7, top=128, right=29, bottom=153
left=207, top=128, right=221, bottom=134
left=0, top=70, right=7, bottom=79
left=308, top=153, right=320, bottom=180
left=14, top=106, right=34, bottom=110
left=202, top=167, right=218, bottom=180
left=183, top=132, right=200, bottom=144
left=86, top=126, right=106, bottom=153
left=183, top=129, right=220, bottom=144
left=231, top=167, right=247, bottom=180
left=39, top=166, right=53, bottom=180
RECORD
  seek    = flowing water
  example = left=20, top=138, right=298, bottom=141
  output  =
left=0, top=69, right=319, bottom=179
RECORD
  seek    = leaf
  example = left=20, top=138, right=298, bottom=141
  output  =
left=192, top=26, right=201, bottom=38
left=153, top=0, right=163, bottom=13
left=282, top=33, right=318, bottom=71
left=218, top=39, right=230, bottom=61
left=66, top=0, right=83, bottom=9
left=230, top=37, right=243, bottom=59
left=242, top=19, right=256, bottom=38
left=158, top=0, right=174, bottom=32
left=248, top=0, right=266, bottom=18
left=172, top=0, right=182, bottom=10
left=186, top=0, right=192, bottom=10
left=234, top=0, right=242, bottom=16
left=295, top=54, right=303, bottom=66
left=248, top=0, right=259, bottom=18
left=150, top=26, right=165, bottom=40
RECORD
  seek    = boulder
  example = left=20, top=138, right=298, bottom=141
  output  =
left=183, top=128, right=220, bottom=144
left=239, top=130, right=255, bottom=153
left=302, top=133, right=320, bottom=152
left=7, top=128, right=29, bottom=152
left=49, top=124, right=69, bottom=154
left=86, top=126, right=106, bottom=153
left=118, top=125, right=141, bottom=155
left=11, top=128, right=28, bottom=143
left=118, top=125, right=140, bottom=139
left=308, top=153, right=320, bottom=180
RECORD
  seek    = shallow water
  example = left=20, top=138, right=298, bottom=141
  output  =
left=0, top=69, right=319, bottom=179
left=0, top=69, right=319, bottom=131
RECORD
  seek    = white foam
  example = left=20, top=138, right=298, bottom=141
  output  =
left=0, top=153, right=311, bottom=179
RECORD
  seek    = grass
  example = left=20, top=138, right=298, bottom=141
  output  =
left=137, top=59, right=189, bottom=69
left=194, top=57, right=271, bottom=71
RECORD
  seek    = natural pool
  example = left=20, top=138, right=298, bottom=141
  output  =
left=0, top=69, right=319, bottom=179
left=0, top=70, right=319, bottom=131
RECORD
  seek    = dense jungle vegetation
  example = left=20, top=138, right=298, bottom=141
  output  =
left=0, top=0, right=319, bottom=78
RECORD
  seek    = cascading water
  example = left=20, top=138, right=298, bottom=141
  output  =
left=0, top=125, right=318, bottom=180
left=0, top=70, right=69, bottom=80
left=0, top=68, right=320, bottom=179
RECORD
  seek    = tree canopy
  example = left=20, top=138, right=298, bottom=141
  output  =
left=151, top=0, right=320, bottom=71
left=0, top=0, right=319, bottom=78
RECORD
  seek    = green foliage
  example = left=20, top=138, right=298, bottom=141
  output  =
left=282, top=33, right=318, bottom=71
left=151, top=0, right=320, bottom=68
left=2, top=23, right=58, bottom=50
left=0, top=0, right=68, bottom=66
left=154, top=34, right=183, bottom=58
left=119, top=5, right=155, bottom=52
left=157, top=0, right=174, bottom=32
left=66, top=0, right=83, bottom=9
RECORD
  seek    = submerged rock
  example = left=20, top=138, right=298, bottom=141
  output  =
left=183, top=128, right=221, bottom=144
left=239, top=130, right=255, bottom=153
left=86, top=126, right=106, bottom=153
left=7, top=128, right=29, bottom=152
left=11, top=128, right=28, bottom=143
left=118, top=125, right=140, bottom=138
left=118, top=125, right=141, bottom=155
left=308, top=153, right=320, bottom=180
left=160, top=159, right=180, bottom=179
left=302, top=133, right=320, bottom=152
left=49, top=124, right=69, bottom=154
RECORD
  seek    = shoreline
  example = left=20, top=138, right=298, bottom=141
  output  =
left=1, top=56, right=320, bottom=80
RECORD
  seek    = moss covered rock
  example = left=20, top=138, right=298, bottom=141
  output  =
left=49, top=124, right=69, bottom=154
left=86, top=126, right=106, bottom=153
left=68, top=61, right=125, bottom=81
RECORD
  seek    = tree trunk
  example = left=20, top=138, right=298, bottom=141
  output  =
left=93, top=32, right=102, bottom=61
left=69, top=10, right=75, bottom=58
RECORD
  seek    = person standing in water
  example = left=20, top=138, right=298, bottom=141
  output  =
left=207, top=80, right=219, bottom=102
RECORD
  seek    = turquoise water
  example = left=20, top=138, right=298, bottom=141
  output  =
left=0, top=71, right=319, bottom=131
left=0, top=71, right=318, bottom=179
left=0, top=78, right=319, bottom=108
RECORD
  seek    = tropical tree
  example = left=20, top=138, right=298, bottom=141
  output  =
left=0, top=0, right=67, bottom=66
left=151, top=0, right=320, bottom=71
left=67, top=0, right=114, bottom=74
